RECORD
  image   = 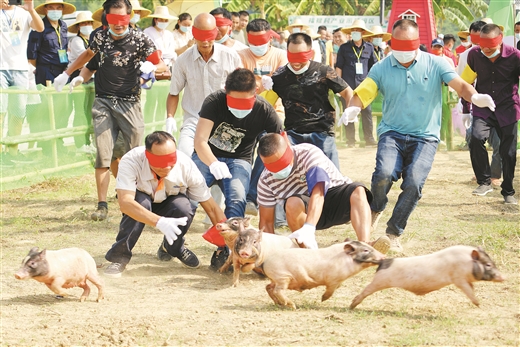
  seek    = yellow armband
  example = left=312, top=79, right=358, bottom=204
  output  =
left=259, top=89, right=279, bottom=106
left=354, top=77, right=378, bottom=108
left=460, top=64, right=477, bottom=85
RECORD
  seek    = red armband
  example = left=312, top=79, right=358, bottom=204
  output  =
left=146, top=50, right=162, bottom=65
left=202, top=218, right=227, bottom=247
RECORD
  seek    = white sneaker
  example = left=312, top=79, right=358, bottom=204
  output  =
left=387, top=234, right=403, bottom=253
left=245, top=201, right=258, bottom=216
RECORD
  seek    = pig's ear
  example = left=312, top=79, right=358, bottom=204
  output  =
left=344, top=243, right=356, bottom=254
left=343, top=237, right=352, bottom=242
left=471, top=249, right=480, bottom=261
left=40, top=249, right=47, bottom=259
left=244, top=217, right=251, bottom=227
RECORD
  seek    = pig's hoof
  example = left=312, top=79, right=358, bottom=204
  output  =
left=55, top=295, right=64, bottom=300
left=80, top=296, right=87, bottom=302
left=96, top=296, right=104, bottom=302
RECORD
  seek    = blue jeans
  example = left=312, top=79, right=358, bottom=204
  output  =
left=370, top=131, right=438, bottom=237
left=286, top=130, right=340, bottom=169
left=192, top=153, right=251, bottom=218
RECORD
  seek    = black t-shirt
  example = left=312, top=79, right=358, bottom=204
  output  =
left=197, top=90, right=282, bottom=163
left=89, top=28, right=156, bottom=101
left=272, top=61, right=348, bottom=135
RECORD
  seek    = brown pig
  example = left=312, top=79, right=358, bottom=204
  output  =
left=261, top=240, right=385, bottom=309
left=14, top=247, right=104, bottom=302
left=350, top=245, right=505, bottom=309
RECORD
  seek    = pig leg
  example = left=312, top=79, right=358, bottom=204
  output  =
left=350, top=281, right=391, bottom=309
left=241, top=263, right=255, bottom=273
left=45, top=278, right=69, bottom=298
left=218, top=255, right=233, bottom=274
left=266, top=282, right=285, bottom=306
left=454, top=281, right=480, bottom=306
left=321, top=282, right=341, bottom=302
left=87, top=274, right=104, bottom=302
left=272, top=278, right=296, bottom=309
left=79, top=282, right=91, bottom=302
left=231, top=256, right=242, bottom=287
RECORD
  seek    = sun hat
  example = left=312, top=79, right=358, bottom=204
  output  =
left=362, top=25, right=391, bottom=41
left=341, top=19, right=373, bottom=35
left=480, top=18, right=504, bottom=32
left=128, top=0, right=151, bottom=18
left=305, top=27, right=320, bottom=39
left=35, top=0, right=75, bottom=16
left=287, top=18, right=309, bottom=32
left=67, top=11, right=101, bottom=33
left=147, top=6, right=177, bottom=21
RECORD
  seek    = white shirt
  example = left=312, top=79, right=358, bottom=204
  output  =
left=172, top=29, right=193, bottom=52
left=231, top=39, right=248, bottom=51
left=116, top=147, right=211, bottom=204
left=169, top=43, right=242, bottom=128
left=143, top=26, right=177, bottom=66
left=67, top=35, right=88, bottom=66
left=1, top=7, right=32, bottom=70
left=457, top=45, right=473, bottom=76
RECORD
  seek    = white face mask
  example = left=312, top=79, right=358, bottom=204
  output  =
left=372, top=37, right=383, bottom=46
left=287, top=62, right=309, bottom=75
left=482, top=48, right=500, bottom=59
left=351, top=31, right=362, bottom=41
left=47, top=10, right=62, bottom=21
left=180, top=25, right=190, bottom=33
left=392, top=50, right=417, bottom=64
left=292, top=27, right=301, bottom=33
left=228, top=107, right=252, bottom=119
left=79, top=25, right=93, bottom=36
left=250, top=42, right=269, bottom=56
left=215, top=34, right=229, bottom=44
left=461, top=41, right=471, bottom=47
left=130, top=14, right=140, bottom=24
left=157, top=22, right=169, bottom=30
left=272, top=164, right=293, bottom=179
left=515, top=33, right=520, bottom=40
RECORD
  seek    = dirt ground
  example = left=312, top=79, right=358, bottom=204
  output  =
left=1, top=143, right=519, bottom=346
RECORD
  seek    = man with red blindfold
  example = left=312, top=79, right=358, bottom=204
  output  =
left=103, top=131, right=226, bottom=277
left=256, top=133, right=390, bottom=253
left=54, top=0, right=167, bottom=222
left=193, top=68, right=282, bottom=271
left=210, top=7, right=247, bottom=51
left=344, top=19, right=495, bottom=253
left=461, top=24, right=520, bottom=205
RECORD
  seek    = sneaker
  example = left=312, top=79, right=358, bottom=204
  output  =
left=371, top=235, right=391, bottom=254
left=104, top=262, right=126, bottom=278
left=387, top=234, right=403, bottom=253
left=472, top=184, right=493, bottom=196
left=245, top=201, right=258, bottom=216
left=157, top=244, right=173, bottom=261
left=177, top=247, right=200, bottom=268
left=504, top=195, right=518, bottom=205
left=91, top=206, right=108, bottom=221
left=371, top=211, right=383, bottom=231
left=209, top=246, right=229, bottom=271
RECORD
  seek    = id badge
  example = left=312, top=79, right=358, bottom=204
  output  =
left=58, top=49, right=68, bottom=63
left=10, top=32, right=21, bottom=46
left=355, top=62, right=363, bottom=75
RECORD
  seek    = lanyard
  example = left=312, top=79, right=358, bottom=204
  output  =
left=80, top=35, right=89, bottom=48
left=374, top=49, right=381, bottom=61
left=352, top=45, right=363, bottom=63
left=2, top=7, right=16, bottom=29
left=54, top=23, right=62, bottom=49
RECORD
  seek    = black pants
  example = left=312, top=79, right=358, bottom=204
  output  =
left=105, top=191, right=194, bottom=265
left=470, top=116, right=517, bottom=197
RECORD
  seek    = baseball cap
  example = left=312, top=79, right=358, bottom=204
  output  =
left=431, top=38, right=444, bottom=47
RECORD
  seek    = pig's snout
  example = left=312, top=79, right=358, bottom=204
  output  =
left=239, top=250, right=251, bottom=258
left=492, top=273, right=506, bottom=282
left=14, top=270, right=28, bottom=280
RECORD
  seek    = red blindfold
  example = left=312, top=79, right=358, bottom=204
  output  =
left=226, top=94, right=255, bottom=110
left=192, top=26, right=218, bottom=41
left=106, top=14, right=130, bottom=26
left=145, top=150, right=177, bottom=168
left=287, top=50, right=314, bottom=63
left=390, top=37, right=420, bottom=51
left=215, top=17, right=232, bottom=27
left=470, top=33, right=480, bottom=45
left=264, top=144, right=293, bottom=173
left=479, top=34, right=502, bottom=48
left=248, top=32, right=271, bottom=46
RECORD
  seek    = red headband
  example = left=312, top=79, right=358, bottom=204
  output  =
left=264, top=144, right=293, bottom=173
left=226, top=94, right=255, bottom=110
left=248, top=32, right=272, bottom=46
left=479, top=34, right=503, bottom=49
left=106, top=14, right=130, bottom=26
left=470, top=33, right=480, bottom=45
left=390, top=37, right=420, bottom=51
left=215, top=17, right=232, bottom=28
left=192, top=26, right=218, bottom=41
left=287, top=50, right=314, bottom=63
left=145, top=150, right=177, bottom=168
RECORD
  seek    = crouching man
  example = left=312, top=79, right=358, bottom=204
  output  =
left=257, top=133, right=390, bottom=253
left=104, top=131, right=225, bottom=277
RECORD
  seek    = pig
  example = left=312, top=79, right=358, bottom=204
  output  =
left=14, top=247, right=104, bottom=302
left=217, top=218, right=299, bottom=287
left=261, top=240, right=385, bottom=309
left=349, top=245, right=505, bottom=309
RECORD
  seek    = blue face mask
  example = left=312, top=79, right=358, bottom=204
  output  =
left=228, top=107, right=252, bottom=119
left=215, top=34, right=229, bottom=44
left=180, top=25, right=189, bottom=33
left=250, top=43, right=269, bottom=56
left=482, top=48, right=500, bottom=59
left=109, top=27, right=130, bottom=38
left=272, top=164, right=292, bottom=180
left=47, top=10, right=62, bottom=21
left=333, top=44, right=339, bottom=53
left=130, top=14, right=140, bottom=24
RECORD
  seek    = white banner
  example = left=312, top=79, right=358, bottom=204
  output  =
left=288, top=15, right=381, bottom=34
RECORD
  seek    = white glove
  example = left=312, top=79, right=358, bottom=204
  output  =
left=338, top=106, right=361, bottom=126
left=461, top=113, right=472, bottom=129
left=288, top=223, right=318, bottom=250
left=53, top=72, right=69, bottom=92
left=471, top=93, right=496, bottom=112
left=261, top=75, right=273, bottom=91
left=165, top=117, right=177, bottom=133
left=140, top=61, right=157, bottom=74
left=69, top=76, right=84, bottom=93
left=156, top=216, right=187, bottom=245
left=456, top=100, right=463, bottom=114
left=209, top=161, right=232, bottom=180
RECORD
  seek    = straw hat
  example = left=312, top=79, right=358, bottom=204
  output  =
left=68, top=11, right=101, bottom=33
left=35, top=0, right=75, bottom=16
left=287, top=18, right=309, bottom=32
left=480, top=17, right=504, bottom=32
left=129, top=0, right=151, bottom=18
left=305, top=28, right=320, bottom=39
left=457, top=30, right=470, bottom=39
left=362, top=25, right=391, bottom=41
left=148, top=6, right=178, bottom=21
left=92, top=7, right=137, bottom=23
left=341, top=19, right=372, bottom=35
